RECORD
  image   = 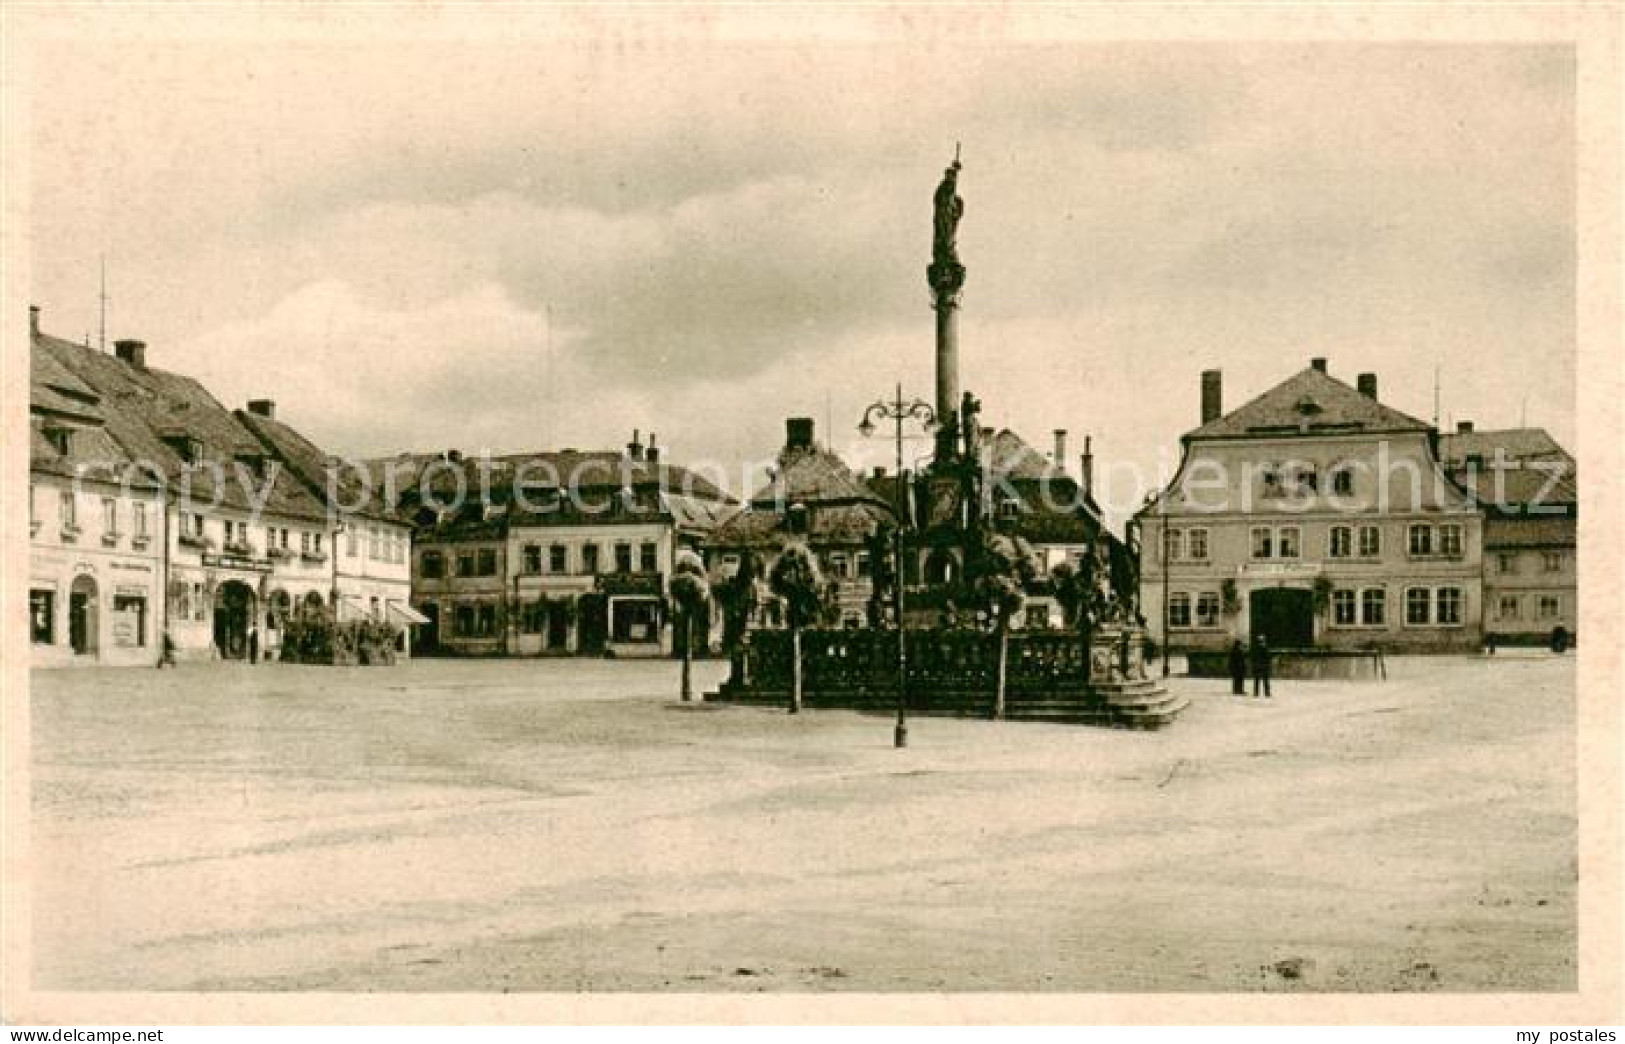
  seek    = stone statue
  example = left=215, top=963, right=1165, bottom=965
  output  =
left=959, top=391, right=982, bottom=460
left=932, top=156, right=964, bottom=266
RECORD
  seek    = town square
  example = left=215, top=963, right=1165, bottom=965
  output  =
left=9, top=8, right=1614, bottom=1029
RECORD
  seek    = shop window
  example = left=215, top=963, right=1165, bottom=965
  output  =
left=30, top=589, right=55, bottom=644
left=112, top=594, right=148, bottom=647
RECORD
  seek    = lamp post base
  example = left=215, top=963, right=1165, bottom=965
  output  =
left=894, top=721, right=908, bottom=748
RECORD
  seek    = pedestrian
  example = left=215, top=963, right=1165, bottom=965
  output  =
left=248, top=625, right=259, bottom=665
left=1485, top=632, right=1498, bottom=656
left=157, top=629, right=176, bottom=669
left=1228, top=638, right=1247, bottom=696
left=1250, top=633, right=1272, bottom=699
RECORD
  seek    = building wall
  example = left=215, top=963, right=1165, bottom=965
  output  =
left=166, top=505, right=333, bottom=661
left=1483, top=539, right=1577, bottom=642
left=1137, top=432, right=1484, bottom=652
left=507, top=522, right=675, bottom=657
left=412, top=539, right=508, bottom=655
left=28, top=474, right=166, bottom=668
left=334, top=516, right=415, bottom=653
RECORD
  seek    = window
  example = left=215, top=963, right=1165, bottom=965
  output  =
left=1187, top=528, right=1209, bottom=561
left=1362, top=588, right=1386, bottom=626
left=134, top=502, right=148, bottom=539
left=1167, top=592, right=1191, bottom=629
left=1165, top=528, right=1184, bottom=562
left=827, top=552, right=848, bottom=580
left=998, top=498, right=1019, bottom=520
left=1408, top=524, right=1432, bottom=556
left=456, top=552, right=475, bottom=577
left=29, top=484, right=38, bottom=530
left=1359, top=525, right=1381, bottom=558
left=60, top=491, right=76, bottom=531
left=112, top=594, right=148, bottom=647
left=30, top=589, right=55, bottom=644
left=522, top=544, right=542, bottom=575
left=224, top=520, right=239, bottom=546
left=1333, top=589, right=1356, bottom=626
left=476, top=549, right=498, bottom=576
left=522, top=600, right=546, bottom=633
left=1278, top=526, right=1300, bottom=559
left=1543, top=551, right=1564, bottom=573
left=102, top=497, right=118, bottom=536
left=454, top=604, right=476, bottom=637
left=1498, top=595, right=1521, bottom=621
left=369, top=525, right=381, bottom=560
left=421, top=550, right=445, bottom=578
left=1438, top=524, right=1462, bottom=557
left=1498, top=552, right=1518, bottom=575
left=1406, top=587, right=1432, bottom=625
left=477, top=604, right=497, bottom=636
left=191, top=582, right=208, bottom=621
left=347, top=528, right=358, bottom=556
left=583, top=544, right=601, bottom=574
left=300, top=531, right=311, bottom=553
left=640, top=542, right=659, bottom=574
left=1329, top=526, right=1353, bottom=559
left=1332, top=467, right=1354, bottom=496
left=1251, top=527, right=1273, bottom=559
left=1026, top=605, right=1051, bottom=629
left=1196, top=592, right=1220, bottom=628
left=1538, top=595, right=1561, bottom=619
left=1436, top=587, right=1462, bottom=625
left=314, top=532, right=324, bottom=555
left=615, top=543, right=633, bottom=573
left=856, top=552, right=872, bottom=578
left=549, top=544, right=568, bottom=574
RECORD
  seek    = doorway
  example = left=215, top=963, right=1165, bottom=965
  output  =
left=69, top=575, right=98, bottom=656
left=214, top=580, right=256, bottom=660
left=1249, top=586, right=1315, bottom=648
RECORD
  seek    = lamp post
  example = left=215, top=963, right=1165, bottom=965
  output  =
left=860, top=383, right=935, bottom=749
left=1160, top=496, right=1172, bottom=677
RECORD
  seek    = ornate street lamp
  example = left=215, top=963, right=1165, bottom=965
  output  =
left=859, top=384, right=935, bottom=749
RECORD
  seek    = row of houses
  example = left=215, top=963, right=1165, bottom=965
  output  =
left=28, top=309, right=416, bottom=667
left=1135, top=359, right=1577, bottom=653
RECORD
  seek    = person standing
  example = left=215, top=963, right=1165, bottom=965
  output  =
left=248, top=624, right=259, bottom=665
left=1228, top=639, right=1247, bottom=696
left=157, top=629, right=176, bottom=669
left=1250, top=633, right=1272, bottom=698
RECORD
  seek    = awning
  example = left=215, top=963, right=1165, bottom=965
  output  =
left=388, top=601, right=431, bottom=626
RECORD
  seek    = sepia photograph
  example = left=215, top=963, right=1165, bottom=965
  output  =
left=3, top=1, right=1620, bottom=1029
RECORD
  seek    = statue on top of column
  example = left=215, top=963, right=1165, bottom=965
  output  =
left=932, top=149, right=965, bottom=268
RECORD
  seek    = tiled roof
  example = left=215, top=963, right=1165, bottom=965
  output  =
left=710, top=500, right=892, bottom=549
left=1483, top=517, right=1576, bottom=549
left=367, top=450, right=735, bottom=506
left=1188, top=366, right=1430, bottom=440
left=35, top=331, right=329, bottom=521
left=750, top=444, right=891, bottom=510
left=1438, top=427, right=1573, bottom=464
left=237, top=408, right=403, bottom=523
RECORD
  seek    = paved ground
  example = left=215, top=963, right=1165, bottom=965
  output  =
left=30, top=654, right=1575, bottom=992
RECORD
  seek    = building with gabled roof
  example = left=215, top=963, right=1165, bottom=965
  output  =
left=28, top=308, right=167, bottom=666
left=1438, top=423, right=1576, bottom=646
left=32, top=311, right=357, bottom=663
left=375, top=431, right=736, bottom=656
left=1136, top=358, right=1484, bottom=654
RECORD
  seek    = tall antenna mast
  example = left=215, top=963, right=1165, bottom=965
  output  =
left=545, top=303, right=555, bottom=447
left=1432, top=362, right=1440, bottom=429
left=98, top=255, right=109, bottom=352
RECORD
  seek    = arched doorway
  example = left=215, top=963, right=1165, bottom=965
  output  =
left=924, top=548, right=958, bottom=586
left=69, top=574, right=99, bottom=657
left=1249, top=587, right=1314, bottom=649
left=214, top=580, right=256, bottom=660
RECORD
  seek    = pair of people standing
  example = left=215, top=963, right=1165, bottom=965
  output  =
left=1228, top=635, right=1272, bottom=698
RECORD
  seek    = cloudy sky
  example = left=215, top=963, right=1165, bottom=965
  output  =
left=27, top=25, right=1574, bottom=526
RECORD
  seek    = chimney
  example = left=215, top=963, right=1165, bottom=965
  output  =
left=247, top=399, right=276, bottom=420
left=1357, top=373, right=1378, bottom=400
left=1457, top=420, right=1474, bottom=434
left=445, top=448, right=463, bottom=464
left=29, top=305, right=39, bottom=336
left=626, top=428, right=644, bottom=461
left=1200, top=370, right=1223, bottom=425
left=1311, top=357, right=1328, bottom=374
left=1052, top=429, right=1068, bottom=470
left=645, top=432, right=660, bottom=465
left=872, top=466, right=887, bottom=479
left=1080, top=436, right=1094, bottom=498
left=114, top=339, right=147, bottom=369
left=786, top=417, right=815, bottom=451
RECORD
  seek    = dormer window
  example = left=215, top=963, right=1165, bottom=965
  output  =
left=787, top=502, right=809, bottom=534
left=998, top=497, right=1020, bottom=520
left=162, top=432, right=204, bottom=465
left=43, top=425, right=73, bottom=457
